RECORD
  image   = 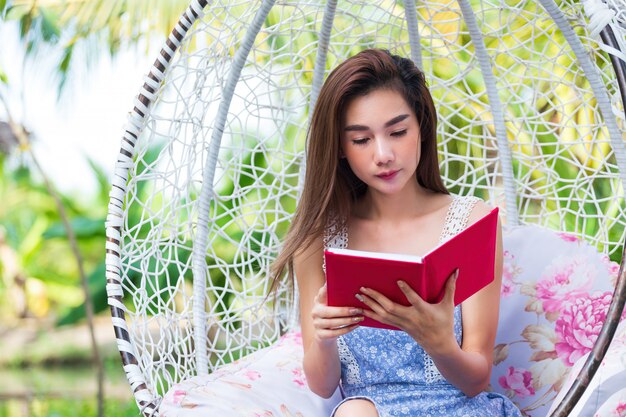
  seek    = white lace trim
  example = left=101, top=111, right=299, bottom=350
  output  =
left=337, top=336, right=362, bottom=385
left=322, top=219, right=348, bottom=272
left=439, top=196, right=480, bottom=243
left=423, top=352, right=444, bottom=383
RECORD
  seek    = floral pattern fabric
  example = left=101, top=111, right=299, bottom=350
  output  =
left=160, top=224, right=626, bottom=417
left=491, top=225, right=626, bottom=417
left=548, top=320, right=626, bottom=417
left=160, top=331, right=341, bottom=417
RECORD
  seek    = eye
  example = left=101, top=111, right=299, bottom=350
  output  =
left=391, top=129, right=407, bottom=137
left=352, top=138, right=370, bottom=145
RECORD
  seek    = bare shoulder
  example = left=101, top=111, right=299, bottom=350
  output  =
left=294, top=234, right=324, bottom=264
left=466, top=198, right=496, bottom=226
left=293, top=234, right=325, bottom=285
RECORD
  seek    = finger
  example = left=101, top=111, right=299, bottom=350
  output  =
left=355, top=292, right=380, bottom=314
left=317, top=284, right=328, bottom=304
left=361, top=304, right=400, bottom=328
left=356, top=291, right=403, bottom=324
left=355, top=292, right=385, bottom=315
left=329, top=315, right=364, bottom=330
left=312, top=305, right=363, bottom=320
left=333, top=323, right=360, bottom=335
left=396, top=280, right=425, bottom=308
left=317, top=323, right=360, bottom=339
left=442, top=269, right=459, bottom=305
left=314, top=315, right=364, bottom=330
left=359, top=287, right=396, bottom=312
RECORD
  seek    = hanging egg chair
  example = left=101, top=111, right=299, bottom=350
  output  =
left=105, top=1, right=626, bottom=416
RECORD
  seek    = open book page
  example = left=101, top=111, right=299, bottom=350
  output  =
left=325, top=248, right=423, bottom=263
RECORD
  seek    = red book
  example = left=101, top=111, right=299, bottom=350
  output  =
left=324, top=207, right=499, bottom=330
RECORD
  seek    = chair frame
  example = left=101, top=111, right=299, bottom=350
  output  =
left=105, top=1, right=626, bottom=416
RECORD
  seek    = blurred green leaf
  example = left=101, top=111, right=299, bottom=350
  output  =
left=5, top=4, right=29, bottom=21
left=39, top=7, right=60, bottom=42
left=18, top=10, right=31, bottom=38
left=43, top=217, right=104, bottom=239
left=56, top=44, right=73, bottom=96
left=17, top=215, right=48, bottom=258
left=56, top=261, right=107, bottom=326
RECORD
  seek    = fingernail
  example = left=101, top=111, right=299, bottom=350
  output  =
left=355, top=294, right=364, bottom=302
left=349, top=308, right=363, bottom=314
left=359, top=287, right=367, bottom=292
left=353, top=316, right=363, bottom=322
left=397, top=280, right=405, bottom=288
left=454, top=269, right=459, bottom=279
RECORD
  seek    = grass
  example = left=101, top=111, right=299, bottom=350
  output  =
left=0, top=398, right=140, bottom=417
left=0, top=359, right=141, bottom=417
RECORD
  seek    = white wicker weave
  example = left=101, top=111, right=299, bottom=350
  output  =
left=105, top=1, right=626, bottom=415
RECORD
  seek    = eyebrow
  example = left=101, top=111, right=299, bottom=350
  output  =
left=344, top=114, right=410, bottom=131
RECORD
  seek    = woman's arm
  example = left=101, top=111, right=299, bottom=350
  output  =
left=428, top=202, right=503, bottom=396
left=357, top=201, right=503, bottom=397
left=294, top=236, right=363, bottom=398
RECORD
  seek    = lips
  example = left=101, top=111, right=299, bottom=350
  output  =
left=376, top=170, right=399, bottom=180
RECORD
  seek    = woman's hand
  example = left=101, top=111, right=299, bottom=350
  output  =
left=311, top=284, right=364, bottom=344
left=356, top=269, right=458, bottom=354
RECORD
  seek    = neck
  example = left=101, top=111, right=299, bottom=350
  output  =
left=358, top=180, right=432, bottom=221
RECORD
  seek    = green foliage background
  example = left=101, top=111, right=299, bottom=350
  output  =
left=0, top=0, right=623, bottom=350
left=0, top=0, right=624, bottom=414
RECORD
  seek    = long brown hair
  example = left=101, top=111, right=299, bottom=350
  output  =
left=270, top=48, right=448, bottom=293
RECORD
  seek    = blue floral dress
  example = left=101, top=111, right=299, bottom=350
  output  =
left=324, top=196, right=522, bottom=417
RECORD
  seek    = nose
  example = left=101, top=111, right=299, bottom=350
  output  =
left=374, top=138, right=394, bottom=166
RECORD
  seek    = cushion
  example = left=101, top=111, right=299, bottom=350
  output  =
left=547, top=321, right=626, bottom=416
left=161, top=224, right=625, bottom=416
left=490, top=225, right=625, bottom=416
left=160, top=331, right=341, bottom=417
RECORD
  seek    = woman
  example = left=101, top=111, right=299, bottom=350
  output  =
left=271, top=48, right=521, bottom=417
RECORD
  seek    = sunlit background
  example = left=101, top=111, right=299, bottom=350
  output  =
left=2, top=1, right=626, bottom=416
left=0, top=2, right=176, bottom=415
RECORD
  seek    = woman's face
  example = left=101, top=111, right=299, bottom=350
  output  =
left=340, top=88, right=421, bottom=196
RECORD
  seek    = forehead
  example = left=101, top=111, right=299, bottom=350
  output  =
left=343, top=88, right=413, bottom=124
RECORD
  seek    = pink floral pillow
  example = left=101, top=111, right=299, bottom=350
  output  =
left=548, top=320, right=626, bottom=417
left=160, top=331, right=341, bottom=416
left=491, top=225, right=625, bottom=416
